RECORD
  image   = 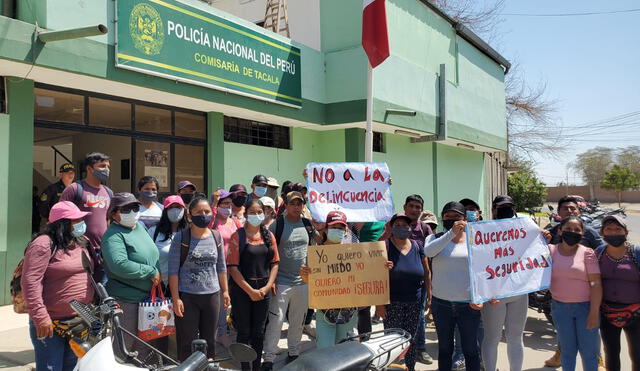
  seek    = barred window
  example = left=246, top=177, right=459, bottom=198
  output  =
left=373, top=131, right=385, bottom=153
left=224, top=116, right=290, bottom=149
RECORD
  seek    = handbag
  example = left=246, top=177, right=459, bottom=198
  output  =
left=601, top=302, right=640, bottom=328
left=137, top=285, right=175, bottom=340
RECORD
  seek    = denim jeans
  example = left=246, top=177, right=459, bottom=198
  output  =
left=29, top=321, right=77, bottom=371
left=551, top=300, right=599, bottom=371
left=315, top=310, right=358, bottom=348
left=431, top=297, right=481, bottom=371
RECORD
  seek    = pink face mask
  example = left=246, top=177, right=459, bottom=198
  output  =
left=218, top=207, right=232, bottom=218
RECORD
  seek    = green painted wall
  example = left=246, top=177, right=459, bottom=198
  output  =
left=207, top=112, right=225, bottom=191
left=0, top=78, right=34, bottom=304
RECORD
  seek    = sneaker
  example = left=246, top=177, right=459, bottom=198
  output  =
left=260, top=362, right=273, bottom=371
left=303, top=324, right=316, bottom=339
left=286, top=354, right=299, bottom=364
left=452, top=358, right=466, bottom=371
left=416, top=350, right=434, bottom=365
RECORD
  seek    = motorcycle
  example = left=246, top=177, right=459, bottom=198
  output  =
left=280, top=328, right=412, bottom=371
left=527, top=290, right=553, bottom=325
left=70, top=252, right=256, bottom=371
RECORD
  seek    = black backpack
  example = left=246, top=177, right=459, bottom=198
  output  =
left=235, top=227, right=276, bottom=277
left=179, top=227, right=223, bottom=271
left=273, top=215, right=315, bottom=246
left=74, top=180, right=114, bottom=206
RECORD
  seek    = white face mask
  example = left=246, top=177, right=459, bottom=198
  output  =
left=167, top=208, right=184, bottom=223
left=119, top=211, right=141, bottom=228
left=247, top=213, right=265, bottom=227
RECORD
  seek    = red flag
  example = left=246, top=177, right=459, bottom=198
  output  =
left=362, top=0, right=390, bottom=68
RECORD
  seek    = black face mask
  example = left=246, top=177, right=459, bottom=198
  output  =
left=496, top=207, right=515, bottom=219
left=561, top=231, right=583, bottom=246
left=604, top=235, right=627, bottom=247
left=232, top=195, right=247, bottom=207
left=191, top=214, right=212, bottom=228
left=442, top=219, right=455, bottom=231
left=180, top=193, right=194, bottom=204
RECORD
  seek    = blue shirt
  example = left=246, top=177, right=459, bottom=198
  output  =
left=387, top=239, right=425, bottom=302
left=168, top=230, right=226, bottom=295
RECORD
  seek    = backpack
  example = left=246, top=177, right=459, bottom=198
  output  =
left=10, top=239, right=57, bottom=314
left=179, top=227, right=223, bottom=271
left=273, top=215, right=315, bottom=246
left=595, top=244, right=640, bottom=272
left=74, top=180, right=114, bottom=207
left=236, top=227, right=275, bottom=277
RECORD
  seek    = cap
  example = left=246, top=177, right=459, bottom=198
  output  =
left=389, top=213, right=412, bottom=225
left=326, top=210, right=347, bottom=226
left=259, top=196, right=276, bottom=209
left=48, top=201, right=91, bottom=224
left=285, top=191, right=305, bottom=204
left=252, top=175, right=268, bottom=186
left=267, top=177, right=280, bottom=188
left=59, top=163, right=75, bottom=173
left=229, top=184, right=247, bottom=194
left=492, top=195, right=515, bottom=208
left=420, top=210, right=438, bottom=226
left=460, top=198, right=481, bottom=210
left=177, top=180, right=196, bottom=192
left=163, top=195, right=185, bottom=209
left=110, top=192, right=140, bottom=210
left=215, top=189, right=232, bottom=204
left=601, top=215, right=627, bottom=231
left=441, top=201, right=466, bottom=216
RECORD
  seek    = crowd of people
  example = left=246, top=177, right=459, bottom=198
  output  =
left=20, top=152, right=639, bottom=371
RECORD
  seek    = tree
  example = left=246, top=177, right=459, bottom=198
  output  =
left=617, top=145, right=640, bottom=174
left=601, top=165, right=640, bottom=207
left=507, top=169, right=547, bottom=213
left=573, top=147, right=614, bottom=199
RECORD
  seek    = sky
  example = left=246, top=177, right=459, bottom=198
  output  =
left=490, top=0, right=640, bottom=186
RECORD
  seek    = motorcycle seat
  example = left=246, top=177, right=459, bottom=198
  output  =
left=280, top=341, right=374, bottom=371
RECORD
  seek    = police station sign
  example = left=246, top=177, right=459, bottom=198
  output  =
left=116, top=0, right=302, bottom=107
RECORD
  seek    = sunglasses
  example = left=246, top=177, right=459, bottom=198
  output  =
left=120, top=204, right=140, bottom=213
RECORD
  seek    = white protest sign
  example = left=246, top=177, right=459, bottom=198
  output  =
left=305, top=162, right=394, bottom=222
left=466, top=217, right=551, bottom=304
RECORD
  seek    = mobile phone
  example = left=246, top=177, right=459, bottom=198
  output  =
left=466, top=210, right=477, bottom=222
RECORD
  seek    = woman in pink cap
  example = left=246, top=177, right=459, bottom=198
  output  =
left=21, top=201, right=95, bottom=371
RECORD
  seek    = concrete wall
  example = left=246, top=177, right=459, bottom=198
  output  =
left=546, top=186, right=640, bottom=203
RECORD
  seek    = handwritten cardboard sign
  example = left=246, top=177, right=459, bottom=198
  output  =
left=308, top=242, right=390, bottom=310
left=466, top=217, right=552, bottom=304
left=305, top=162, right=394, bottom=222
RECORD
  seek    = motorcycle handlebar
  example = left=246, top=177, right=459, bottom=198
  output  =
left=172, top=351, right=208, bottom=371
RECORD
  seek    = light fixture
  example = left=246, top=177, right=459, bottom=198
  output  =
left=38, top=25, right=108, bottom=43
left=385, top=109, right=417, bottom=116
left=457, top=143, right=475, bottom=150
left=394, top=129, right=422, bottom=138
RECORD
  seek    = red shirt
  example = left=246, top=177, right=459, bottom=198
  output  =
left=21, top=235, right=95, bottom=325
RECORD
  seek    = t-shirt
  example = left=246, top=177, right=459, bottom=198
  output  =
left=21, top=235, right=94, bottom=325
left=550, top=244, right=601, bottom=303
left=60, top=181, right=111, bottom=249
left=269, top=217, right=310, bottom=286
left=424, top=230, right=472, bottom=302
left=147, top=226, right=173, bottom=286
left=211, top=217, right=241, bottom=256
left=227, top=230, right=279, bottom=279
left=101, top=223, right=160, bottom=303
left=168, top=230, right=226, bottom=295
left=139, top=202, right=163, bottom=230
left=387, top=239, right=425, bottom=302
left=599, top=249, right=640, bottom=304
left=359, top=222, right=385, bottom=242
left=410, top=221, right=433, bottom=248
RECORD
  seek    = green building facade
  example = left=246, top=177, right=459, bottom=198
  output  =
left=0, top=0, right=509, bottom=304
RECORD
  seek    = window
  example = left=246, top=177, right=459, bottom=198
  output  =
left=135, top=105, right=172, bottom=135
left=35, top=88, right=84, bottom=124
left=89, top=97, right=131, bottom=130
left=224, top=116, right=290, bottom=149
left=175, top=111, right=206, bottom=138
left=373, top=132, right=385, bottom=153
left=135, top=140, right=171, bottom=193
left=175, top=144, right=205, bottom=192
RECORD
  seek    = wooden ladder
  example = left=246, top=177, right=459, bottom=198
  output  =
left=263, top=0, right=290, bottom=37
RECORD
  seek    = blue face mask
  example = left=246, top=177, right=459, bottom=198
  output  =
left=254, top=186, right=268, bottom=197
left=247, top=213, right=265, bottom=227
left=71, top=221, right=86, bottom=237
left=327, top=228, right=345, bottom=244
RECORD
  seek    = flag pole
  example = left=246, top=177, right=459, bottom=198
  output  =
left=365, top=62, right=373, bottom=162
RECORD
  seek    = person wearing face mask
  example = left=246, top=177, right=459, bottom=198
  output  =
left=259, top=196, right=277, bottom=228
left=230, top=184, right=249, bottom=223
left=549, top=216, right=602, bottom=371
left=227, top=199, right=280, bottom=371
left=101, top=193, right=161, bottom=360
left=38, top=163, right=76, bottom=225
left=137, top=176, right=164, bottom=230
left=168, top=196, right=229, bottom=361
left=423, top=201, right=481, bottom=371
left=60, top=153, right=112, bottom=263
left=250, top=175, right=269, bottom=200
left=374, top=213, right=430, bottom=371
left=547, top=196, right=603, bottom=249
left=176, top=180, right=197, bottom=205
left=21, top=201, right=94, bottom=371
left=594, top=215, right=640, bottom=371
left=265, top=177, right=282, bottom=208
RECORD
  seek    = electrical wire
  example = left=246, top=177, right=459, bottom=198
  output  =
left=501, top=8, right=640, bottom=17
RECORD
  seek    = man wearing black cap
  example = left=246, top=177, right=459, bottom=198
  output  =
left=250, top=174, right=269, bottom=200
left=177, top=180, right=197, bottom=204
left=491, top=195, right=517, bottom=220
left=38, top=163, right=76, bottom=221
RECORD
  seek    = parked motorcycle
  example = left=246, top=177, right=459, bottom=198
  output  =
left=280, top=328, right=412, bottom=371
left=528, top=289, right=553, bottom=325
left=70, top=252, right=256, bottom=371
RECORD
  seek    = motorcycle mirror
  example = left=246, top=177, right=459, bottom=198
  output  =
left=81, top=252, right=94, bottom=275
left=228, top=343, right=257, bottom=363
